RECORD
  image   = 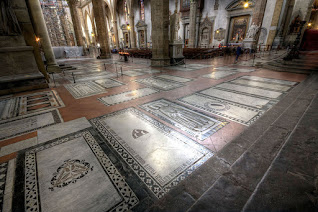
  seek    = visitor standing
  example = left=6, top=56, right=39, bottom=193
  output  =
left=235, top=45, right=242, bottom=63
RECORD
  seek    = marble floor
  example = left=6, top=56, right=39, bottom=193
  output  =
left=0, top=54, right=308, bottom=212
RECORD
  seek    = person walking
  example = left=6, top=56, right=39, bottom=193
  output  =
left=235, top=45, right=242, bottom=63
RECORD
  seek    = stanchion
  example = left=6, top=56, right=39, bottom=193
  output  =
left=50, top=73, right=56, bottom=87
left=72, top=72, right=76, bottom=83
left=104, top=63, right=107, bottom=71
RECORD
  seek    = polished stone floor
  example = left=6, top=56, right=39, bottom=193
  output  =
left=0, top=54, right=311, bottom=212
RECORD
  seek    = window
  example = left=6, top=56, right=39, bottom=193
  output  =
left=140, top=0, right=145, bottom=21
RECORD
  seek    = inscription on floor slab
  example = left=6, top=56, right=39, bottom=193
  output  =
left=140, top=99, right=227, bottom=140
left=155, top=75, right=193, bottom=83
left=91, top=108, right=212, bottom=198
left=98, top=88, right=160, bottom=106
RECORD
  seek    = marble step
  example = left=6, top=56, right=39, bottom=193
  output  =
left=273, top=59, right=318, bottom=69
left=263, top=63, right=312, bottom=74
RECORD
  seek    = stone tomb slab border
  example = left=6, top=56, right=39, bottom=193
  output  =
left=134, top=77, right=185, bottom=91
left=178, top=93, right=264, bottom=126
left=139, top=98, right=228, bottom=140
left=90, top=108, right=213, bottom=198
left=13, top=130, right=139, bottom=212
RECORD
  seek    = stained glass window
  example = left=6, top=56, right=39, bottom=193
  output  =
left=140, top=0, right=145, bottom=21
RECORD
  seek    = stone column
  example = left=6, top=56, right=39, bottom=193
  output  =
left=57, top=0, right=72, bottom=46
left=266, top=0, right=284, bottom=46
left=113, top=20, right=120, bottom=48
left=188, top=0, right=197, bottom=48
left=27, top=0, right=60, bottom=72
left=67, top=0, right=84, bottom=47
left=151, top=0, right=170, bottom=66
left=92, top=0, right=111, bottom=59
left=129, top=13, right=137, bottom=48
left=243, top=0, right=268, bottom=49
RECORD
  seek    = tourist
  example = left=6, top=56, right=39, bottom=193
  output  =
left=235, top=45, right=242, bottom=63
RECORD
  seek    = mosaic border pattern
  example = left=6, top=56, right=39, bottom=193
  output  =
left=0, top=109, right=63, bottom=140
left=154, top=74, right=194, bottom=83
left=0, top=90, right=64, bottom=121
left=98, top=88, right=160, bottom=106
left=0, top=162, right=8, bottom=212
left=24, top=131, right=139, bottom=212
left=139, top=98, right=228, bottom=140
left=91, top=107, right=213, bottom=198
left=178, top=93, right=264, bottom=126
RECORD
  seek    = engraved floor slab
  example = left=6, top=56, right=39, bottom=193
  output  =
left=133, top=68, right=161, bottom=74
left=0, top=91, right=64, bottom=120
left=202, top=71, right=237, bottom=80
left=123, top=70, right=146, bottom=77
left=94, top=78, right=125, bottom=89
left=98, top=88, right=160, bottom=106
left=91, top=108, right=212, bottom=198
left=140, top=99, right=227, bottom=140
left=231, top=78, right=292, bottom=91
left=214, top=66, right=255, bottom=72
left=178, top=93, right=263, bottom=126
left=240, top=76, right=298, bottom=86
left=135, top=77, right=184, bottom=91
left=67, top=73, right=117, bottom=83
left=22, top=131, right=138, bottom=212
left=216, top=82, right=283, bottom=99
left=165, top=66, right=197, bottom=72
left=0, top=110, right=62, bottom=140
left=200, top=87, right=272, bottom=109
left=155, top=75, right=193, bottom=83
left=64, top=82, right=107, bottom=99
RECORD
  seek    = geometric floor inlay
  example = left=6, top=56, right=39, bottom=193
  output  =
left=178, top=76, right=297, bottom=126
left=140, top=99, right=227, bottom=140
left=202, top=70, right=237, bottom=80
left=98, top=88, right=160, bottom=106
left=91, top=108, right=213, bottom=198
left=155, top=75, right=193, bottom=83
left=19, top=131, right=138, bottom=211
left=135, top=77, right=184, bottom=91
left=214, top=66, right=255, bottom=72
left=178, top=93, right=264, bottom=126
left=94, top=78, right=125, bottom=89
left=0, top=109, right=63, bottom=140
left=0, top=90, right=64, bottom=121
left=64, top=82, right=107, bottom=99
left=0, top=162, right=8, bottom=212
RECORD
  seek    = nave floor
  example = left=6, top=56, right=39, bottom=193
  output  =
left=0, top=54, right=308, bottom=211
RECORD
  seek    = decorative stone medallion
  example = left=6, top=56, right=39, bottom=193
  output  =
left=49, top=159, right=93, bottom=191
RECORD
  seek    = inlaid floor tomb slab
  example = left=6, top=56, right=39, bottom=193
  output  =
left=64, top=82, right=107, bottom=99
left=91, top=108, right=212, bottom=198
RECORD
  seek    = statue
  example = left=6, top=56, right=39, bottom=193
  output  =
left=0, top=0, right=21, bottom=35
left=246, top=24, right=259, bottom=39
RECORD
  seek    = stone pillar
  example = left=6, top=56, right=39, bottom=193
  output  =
left=129, top=14, right=137, bottom=48
left=243, top=0, right=268, bottom=49
left=92, top=0, right=111, bottom=59
left=27, top=0, right=60, bottom=72
left=113, top=20, right=120, bottom=48
left=266, top=0, right=284, bottom=46
left=188, top=0, right=197, bottom=48
left=57, top=0, right=72, bottom=46
left=67, top=0, right=84, bottom=47
left=151, top=0, right=170, bottom=66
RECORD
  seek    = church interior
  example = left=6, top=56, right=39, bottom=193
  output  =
left=0, top=0, right=318, bottom=211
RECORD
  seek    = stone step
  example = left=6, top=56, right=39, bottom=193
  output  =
left=262, top=63, right=312, bottom=74
left=273, top=59, right=318, bottom=69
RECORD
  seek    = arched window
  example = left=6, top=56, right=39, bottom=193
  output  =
left=140, top=0, right=145, bottom=21
left=124, top=0, right=129, bottom=24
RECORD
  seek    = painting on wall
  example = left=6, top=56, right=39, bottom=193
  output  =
left=229, top=16, right=249, bottom=43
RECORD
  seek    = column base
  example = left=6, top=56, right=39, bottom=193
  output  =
left=97, top=54, right=111, bottom=59
left=47, top=64, right=61, bottom=73
left=151, top=58, right=171, bottom=67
